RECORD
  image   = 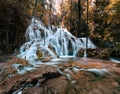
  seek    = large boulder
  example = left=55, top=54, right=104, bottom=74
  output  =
left=76, top=48, right=113, bottom=60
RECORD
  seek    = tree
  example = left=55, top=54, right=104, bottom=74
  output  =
left=107, top=1, right=120, bottom=48
left=59, top=0, right=87, bottom=37
left=89, top=0, right=110, bottom=47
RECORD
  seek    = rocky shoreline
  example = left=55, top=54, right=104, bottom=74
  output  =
left=0, top=56, right=120, bottom=94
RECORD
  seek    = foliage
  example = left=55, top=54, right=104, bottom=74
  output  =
left=88, top=0, right=120, bottom=49
left=34, top=0, right=120, bottom=52
left=1, top=0, right=120, bottom=55
left=59, top=0, right=87, bottom=37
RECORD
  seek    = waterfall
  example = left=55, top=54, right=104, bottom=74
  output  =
left=17, top=17, right=96, bottom=64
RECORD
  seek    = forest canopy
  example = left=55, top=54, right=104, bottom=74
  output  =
left=35, top=0, right=120, bottom=49
left=0, top=0, right=120, bottom=57
left=27, top=0, right=120, bottom=59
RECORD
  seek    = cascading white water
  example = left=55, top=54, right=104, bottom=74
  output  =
left=17, top=17, right=96, bottom=64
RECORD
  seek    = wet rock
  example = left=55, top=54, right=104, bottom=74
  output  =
left=48, top=45, right=60, bottom=58
left=39, top=57, right=52, bottom=62
left=36, top=47, right=43, bottom=58
left=112, top=82, right=119, bottom=87
left=76, top=48, right=112, bottom=60
left=96, top=83, right=103, bottom=89
left=116, top=63, right=120, bottom=67
left=89, top=88, right=102, bottom=94
left=17, top=58, right=29, bottom=66
left=36, top=46, right=59, bottom=60
left=75, top=48, right=85, bottom=57
left=22, top=76, right=68, bottom=94
left=0, top=57, right=120, bottom=94
left=36, top=47, right=54, bottom=62
left=39, top=76, right=68, bottom=94
left=0, top=64, right=61, bottom=94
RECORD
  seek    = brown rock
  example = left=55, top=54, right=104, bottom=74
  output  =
left=116, top=63, right=120, bottom=67
left=89, top=88, right=102, bottom=94
left=97, top=83, right=103, bottom=89
left=75, top=48, right=85, bottom=57
left=39, top=57, right=52, bottom=62
left=0, top=57, right=120, bottom=94
left=17, top=58, right=29, bottom=66
left=112, top=82, right=119, bottom=87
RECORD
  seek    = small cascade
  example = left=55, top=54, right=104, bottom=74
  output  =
left=17, top=17, right=96, bottom=64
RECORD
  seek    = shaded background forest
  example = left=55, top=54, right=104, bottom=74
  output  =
left=0, top=0, right=120, bottom=59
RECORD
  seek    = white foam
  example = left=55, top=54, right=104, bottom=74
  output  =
left=110, top=58, right=120, bottom=63
left=12, top=64, right=35, bottom=74
left=17, top=17, right=96, bottom=65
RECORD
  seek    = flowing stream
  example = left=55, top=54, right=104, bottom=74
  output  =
left=17, top=17, right=96, bottom=65
left=12, top=18, right=113, bottom=94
